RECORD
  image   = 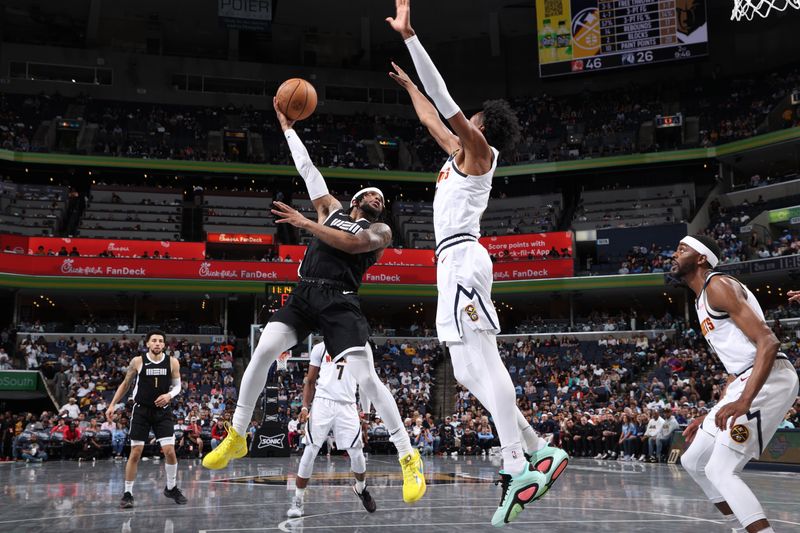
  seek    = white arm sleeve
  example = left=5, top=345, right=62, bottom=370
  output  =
left=404, top=35, right=460, bottom=119
left=168, top=377, right=182, bottom=399
left=284, top=129, right=329, bottom=200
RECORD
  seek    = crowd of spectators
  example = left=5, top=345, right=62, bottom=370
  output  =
left=515, top=311, right=681, bottom=335
left=2, top=66, right=797, bottom=172
left=2, top=315, right=799, bottom=463
left=1, top=333, right=239, bottom=462
left=446, top=324, right=800, bottom=461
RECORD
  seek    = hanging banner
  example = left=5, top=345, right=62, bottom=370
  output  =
left=280, top=232, right=574, bottom=266
left=207, top=233, right=273, bottom=245
left=218, top=0, right=272, bottom=31
left=480, top=232, right=573, bottom=259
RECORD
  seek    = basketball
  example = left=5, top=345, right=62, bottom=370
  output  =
left=275, top=78, right=317, bottom=121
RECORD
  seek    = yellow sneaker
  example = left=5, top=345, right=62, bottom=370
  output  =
left=399, top=449, right=426, bottom=503
left=202, top=424, right=247, bottom=470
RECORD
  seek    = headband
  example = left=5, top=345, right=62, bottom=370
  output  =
left=351, top=187, right=384, bottom=207
left=680, top=236, right=719, bottom=268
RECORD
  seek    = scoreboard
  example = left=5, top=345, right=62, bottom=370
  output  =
left=536, top=0, right=708, bottom=78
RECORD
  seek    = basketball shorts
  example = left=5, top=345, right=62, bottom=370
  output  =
left=129, top=403, right=175, bottom=442
left=305, top=397, right=362, bottom=450
left=270, top=282, right=369, bottom=359
left=701, top=357, right=799, bottom=459
left=435, top=241, right=501, bottom=343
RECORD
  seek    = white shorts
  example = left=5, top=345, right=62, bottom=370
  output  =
left=305, top=397, right=362, bottom=450
left=701, top=357, right=798, bottom=459
left=436, top=241, right=501, bottom=343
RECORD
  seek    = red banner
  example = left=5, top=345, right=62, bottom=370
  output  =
left=493, top=259, right=573, bottom=281
left=207, top=233, right=273, bottom=245
left=24, top=237, right=206, bottom=260
left=280, top=232, right=572, bottom=266
left=277, top=245, right=436, bottom=266
left=0, top=255, right=573, bottom=283
left=276, top=245, right=308, bottom=262
left=0, top=234, right=28, bottom=254
left=480, top=232, right=573, bottom=260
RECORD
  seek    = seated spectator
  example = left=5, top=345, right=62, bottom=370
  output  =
left=21, top=434, right=47, bottom=463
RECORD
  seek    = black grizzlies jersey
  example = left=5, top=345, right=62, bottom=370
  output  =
left=298, top=209, right=379, bottom=291
left=132, top=354, right=172, bottom=407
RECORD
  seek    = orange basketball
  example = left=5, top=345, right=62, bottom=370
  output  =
left=275, top=78, right=317, bottom=121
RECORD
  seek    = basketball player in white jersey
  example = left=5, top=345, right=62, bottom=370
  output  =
left=287, top=342, right=375, bottom=518
left=387, top=0, right=567, bottom=526
left=204, top=98, right=425, bottom=506
left=675, top=235, right=798, bottom=533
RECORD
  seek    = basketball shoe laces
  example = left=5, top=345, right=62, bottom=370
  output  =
left=218, top=422, right=241, bottom=453
left=494, top=473, right=512, bottom=506
left=401, top=452, right=422, bottom=486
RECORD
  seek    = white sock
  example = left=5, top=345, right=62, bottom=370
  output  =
left=501, top=443, right=527, bottom=475
left=520, top=423, right=545, bottom=453
left=354, top=479, right=366, bottom=494
left=165, top=462, right=177, bottom=489
left=124, top=480, right=134, bottom=494
left=759, top=528, right=775, bottom=533
left=391, top=428, right=414, bottom=457
left=295, top=487, right=306, bottom=500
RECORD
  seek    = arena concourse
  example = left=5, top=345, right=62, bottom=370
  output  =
left=1, top=1, right=799, bottom=532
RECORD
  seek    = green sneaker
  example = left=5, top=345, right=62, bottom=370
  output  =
left=526, top=445, right=569, bottom=498
left=490, top=464, right=547, bottom=527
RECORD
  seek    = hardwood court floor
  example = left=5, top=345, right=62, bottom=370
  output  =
left=1, top=454, right=799, bottom=532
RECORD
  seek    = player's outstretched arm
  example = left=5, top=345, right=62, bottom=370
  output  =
left=706, top=277, right=780, bottom=430
left=387, top=0, right=492, bottom=173
left=389, top=62, right=459, bottom=155
left=271, top=201, right=392, bottom=254
left=105, top=357, right=140, bottom=421
left=274, top=97, right=342, bottom=222
left=788, top=289, right=800, bottom=303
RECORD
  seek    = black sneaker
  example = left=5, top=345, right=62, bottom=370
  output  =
left=163, top=486, right=188, bottom=504
left=352, top=485, right=377, bottom=513
left=119, top=491, right=134, bottom=509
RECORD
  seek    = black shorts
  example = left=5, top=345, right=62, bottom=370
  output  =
left=269, top=281, right=369, bottom=358
left=129, top=403, right=174, bottom=442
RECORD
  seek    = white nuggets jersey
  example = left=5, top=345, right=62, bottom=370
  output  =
left=696, top=272, right=773, bottom=375
left=433, top=147, right=499, bottom=244
left=309, top=342, right=357, bottom=404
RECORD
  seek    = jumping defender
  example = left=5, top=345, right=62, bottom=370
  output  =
left=387, top=0, right=567, bottom=526
left=203, top=97, right=425, bottom=505
left=106, top=329, right=187, bottom=508
left=676, top=235, right=798, bottom=533
left=287, top=342, right=376, bottom=518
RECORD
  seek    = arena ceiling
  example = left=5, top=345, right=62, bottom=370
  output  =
left=3, top=0, right=538, bottom=48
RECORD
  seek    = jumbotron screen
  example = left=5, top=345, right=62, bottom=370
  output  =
left=536, top=0, right=708, bottom=78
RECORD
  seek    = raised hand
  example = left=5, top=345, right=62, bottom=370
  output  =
left=273, top=97, right=296, bottom=132
left=388, top=62, right=417, bottom=91
left=271, top=201, right=310, bottom=229
left=788, top=290, right=800, bottom=303
left=385, top=0, right=415, bottom=39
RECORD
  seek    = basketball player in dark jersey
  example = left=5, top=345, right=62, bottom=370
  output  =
left=203, top=98, right=426, bottom=505
left=106, top=330, right=187, bottom=508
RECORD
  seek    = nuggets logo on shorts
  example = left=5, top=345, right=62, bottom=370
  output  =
left=465, top=304, right=479, bottom=321
left=730, top=424, right=750, bottom=444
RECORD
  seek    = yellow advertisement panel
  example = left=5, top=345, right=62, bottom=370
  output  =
left=535, top=0, right=573, bottom=64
